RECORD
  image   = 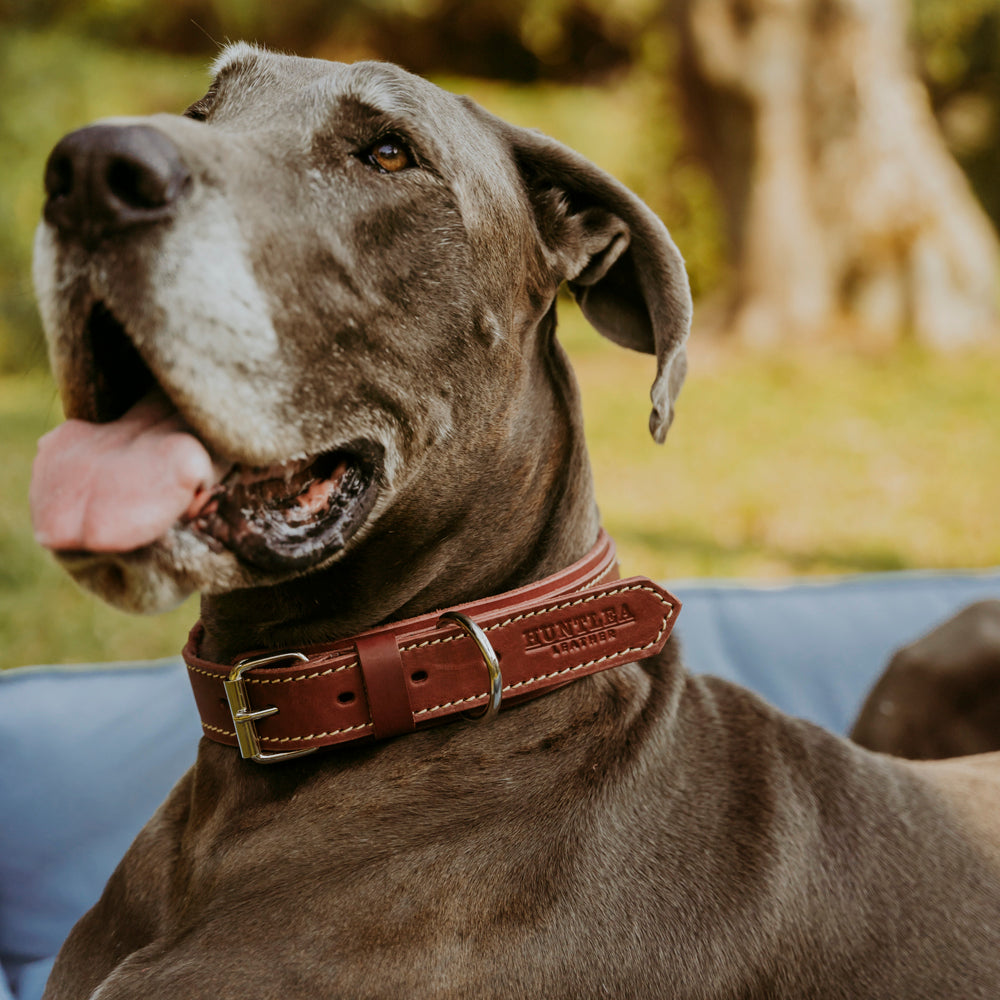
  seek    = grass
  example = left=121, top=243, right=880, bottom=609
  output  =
left=4, top=326, right=999, bottom=668
left=565, top=319, right=1000, bottom=581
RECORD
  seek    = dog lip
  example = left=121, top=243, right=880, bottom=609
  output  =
left=186, top=444, right=384, bottom=573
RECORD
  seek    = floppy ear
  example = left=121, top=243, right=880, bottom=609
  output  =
left=483, top=111, right=692, bottom=443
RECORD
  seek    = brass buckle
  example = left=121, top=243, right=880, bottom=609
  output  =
left=437, top=611, right=503, bottom=721
left=223, top=652, right=318, bottom=764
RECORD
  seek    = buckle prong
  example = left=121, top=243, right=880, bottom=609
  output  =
left=224, top=652, right=318, bottom=764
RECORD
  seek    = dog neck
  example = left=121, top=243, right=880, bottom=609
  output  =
left=183, top=527, right=687, bottom=761
left=198, top=323, right=600, bottom=664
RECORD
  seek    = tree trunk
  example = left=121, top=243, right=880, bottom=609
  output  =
left=673, top=0, right=1000, bottom=347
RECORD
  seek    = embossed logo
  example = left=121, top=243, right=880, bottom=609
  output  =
left=522, top=603, right=635, bottom=656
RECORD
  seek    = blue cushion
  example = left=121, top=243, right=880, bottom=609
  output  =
left=0, top=660, right=200, bottom=1000
left=2, top=568, right=999, bottom=999
left=672, top=568, right=1000, bottom=735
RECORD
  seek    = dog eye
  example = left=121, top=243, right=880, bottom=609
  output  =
left=365, top=137, right=413, bottom=174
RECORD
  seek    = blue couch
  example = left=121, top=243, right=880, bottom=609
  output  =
left=3, top=568, right=999, bottom=1000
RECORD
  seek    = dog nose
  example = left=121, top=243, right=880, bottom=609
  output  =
left=43, top=124, right=191, bottom=243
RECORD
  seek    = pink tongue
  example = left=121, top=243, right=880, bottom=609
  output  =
left=31, top=391, right=222, bottom=553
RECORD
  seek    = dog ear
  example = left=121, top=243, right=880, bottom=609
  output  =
left=482, top=111, right=693, bottom=442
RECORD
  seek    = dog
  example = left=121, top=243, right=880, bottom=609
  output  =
left=852, top=599, right=1000, bottom=760
left=30, top=43, right=1000, bottom=999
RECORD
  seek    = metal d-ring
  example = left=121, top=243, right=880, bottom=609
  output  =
left=437, top=611, right=503, bottom=722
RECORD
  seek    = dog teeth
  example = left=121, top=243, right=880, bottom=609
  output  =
left=183, top=487, right=220, bottom=522
left=182, top=450, right=361, bottom=558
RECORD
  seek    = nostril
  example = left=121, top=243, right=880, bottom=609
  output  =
left=44, top=152, right=74, bottom=200
left=106, top=155, right=171, bottom=210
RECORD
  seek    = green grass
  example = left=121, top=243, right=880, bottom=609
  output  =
left=4, top=331, right=999, bottom=668
left=561, top=315, right=1000, bottom=582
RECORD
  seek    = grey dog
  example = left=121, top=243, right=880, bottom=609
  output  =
left=30, top=43, right=1000, bottom=999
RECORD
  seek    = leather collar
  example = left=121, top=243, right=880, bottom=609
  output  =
left=183, top=530, right=680, bottom=762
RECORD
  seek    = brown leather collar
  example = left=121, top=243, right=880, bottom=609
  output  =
left=183, top=530, right=680, bottom=762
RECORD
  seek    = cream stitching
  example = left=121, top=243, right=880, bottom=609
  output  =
left=581, top=561, right=617, bottom=589
left=186, top=659, right=358, bottom=685
left=202, top=720, right=372, bottom=742
left=200, top=583, right=673, bottom=740
left=413, top=591, right=675, bottom=717
left=400, top=582, right=670, bottom=653
left=190, top=582, right=670, bottom=694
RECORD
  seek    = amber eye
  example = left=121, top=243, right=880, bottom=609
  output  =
left=366, top=137, right=413, bottom=173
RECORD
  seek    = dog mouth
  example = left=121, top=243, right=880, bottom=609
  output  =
left=185, top=448, right=380, bottom=572
left=33, top=300, right=382, bottom=572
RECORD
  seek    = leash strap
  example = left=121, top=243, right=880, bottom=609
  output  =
left=183, top=531, right=680, bottom=761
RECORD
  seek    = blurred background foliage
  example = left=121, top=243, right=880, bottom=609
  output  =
left=3, top=0, right=1000, bottom=371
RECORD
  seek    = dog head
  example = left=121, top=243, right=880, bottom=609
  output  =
left=31, top=44, right=691, bottom=615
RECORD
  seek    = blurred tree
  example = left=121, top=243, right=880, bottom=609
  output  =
left=672, top=0, right=1000, bottom=347
left=0, top=0, right=652, bottom=82
left=361, top=0, right=647, bottom=81
left=910, top=0, right=1000, bottom=229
